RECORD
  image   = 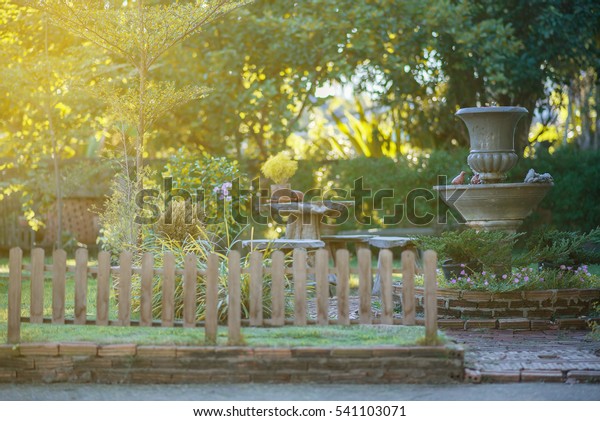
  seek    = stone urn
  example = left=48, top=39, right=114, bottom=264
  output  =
left=456, top=106, right=528, bottom=183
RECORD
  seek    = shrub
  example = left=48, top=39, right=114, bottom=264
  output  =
left=416, top=229, right=522, bottom=270
left=522, top=227, right=600, bottom=267
left=163, top=151, right=249, bottom=245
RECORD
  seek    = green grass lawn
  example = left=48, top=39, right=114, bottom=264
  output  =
left=0, top=322, right=439, bottom=347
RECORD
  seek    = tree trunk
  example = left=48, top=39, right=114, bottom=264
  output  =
left=594, top=79, right=600, bottom=150
left=563, top=82, right=575, bottom=146
left=578, top=72, right=593, bottom=150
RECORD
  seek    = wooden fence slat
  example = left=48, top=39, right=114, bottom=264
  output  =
left=379, top=249, right=394, bottom=325
left=161, top=252, right=176, bottom=327
left=271, top=251, right=285, bottom=326
left=401, top=250, right=416, bottom=326
left=249, top=251, right=263, bottom=326
left=52, top=249, right=67, bottom=324
left=8, top=247, right=23, bottom=343
left=118, top=251, right=132, bottom=327
left=316, top=249, right=329, bottom=325
left=293, top=249, right=307, bottom=326
left=336, top=249, right=350, bottom=326
left=140, top=252, right=154, bottom=327
left=358, top=248, right=372, bottom=325
left=205, top=253, right=219, bottom=344
left=228, top=250, right=242, bottom=345
left=30, top=248, right=45, bottom=324
left=74, top=248, right=88, bottom=325
left=96, top=251, right=111, bottom=326
left=183, top=253, right=197, bottom=328
left=423, top=250, right=438, bottom=344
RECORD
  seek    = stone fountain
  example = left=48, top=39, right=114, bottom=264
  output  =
left=434, top=106, right=553, bottom=233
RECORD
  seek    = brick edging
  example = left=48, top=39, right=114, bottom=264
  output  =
left=437, top=317, right=597, bottom=330
left=394, top=286, right=600, bottom=328
left=0, top=343, right=464, bottom=384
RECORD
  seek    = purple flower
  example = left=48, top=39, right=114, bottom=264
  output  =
left=540, top=278, right=544, bottom=282
left=514, top=279, right=519, bottom=283
left=567, top=266, right=573, bottom=271
left=502, top=274, right=507, bottom=279
left=460, top=263, right=466, bottom=268
left=451, top=279, right=457, bottom=284
left=560, top=265, right=566, bottom=270
left=484, top=281, right=488, bottom=286
left=460, top=270, right=466, bottom=275
left=524, top=276, right=529, bottom=281
left=482, top=271, right=487, bottom=276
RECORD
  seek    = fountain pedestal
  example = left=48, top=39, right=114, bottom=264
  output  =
left=434, top=182, right=552, bottom=233
left=436, top=107, right=552, bottom=233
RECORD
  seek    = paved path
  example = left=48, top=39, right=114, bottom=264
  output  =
left=450, top=329, right=600, bottom=383
left=1, top=382, right=599, bottom=401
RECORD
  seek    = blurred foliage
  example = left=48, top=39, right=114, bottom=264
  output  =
left=2, top=0, right=600, bottom=239
left=512, top=146, right=600, bottom=232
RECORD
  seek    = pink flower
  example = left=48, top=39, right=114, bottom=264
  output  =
left=560, top=265, right=566, bottom=270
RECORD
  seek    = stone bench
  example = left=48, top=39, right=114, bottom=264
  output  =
left=369, top=236, right=419, bottom=296
left=321, top=234, right=373, bottom=263
left=241, top=239, right=325, bottom=251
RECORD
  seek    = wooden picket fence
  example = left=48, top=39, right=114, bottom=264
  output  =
left=6, top=247, right=439, bottom=345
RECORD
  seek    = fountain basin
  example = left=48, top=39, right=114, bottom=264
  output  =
left=434, top=182, right=552, bottom=233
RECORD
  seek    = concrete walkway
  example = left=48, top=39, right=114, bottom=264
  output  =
left=450, top=329, right=600, bottom=383
left=1, top=382, right=599, bottom=401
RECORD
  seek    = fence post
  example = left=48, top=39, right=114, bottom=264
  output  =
left=379, top=249, right=394, bottom=325
left=336, top=249, right=350, bottom=326
left=401, top=250, right=416, bottom=326
left=118, top=251, right=132, bottom=327
left=140, top=252, right=154, bottom=327
left=52, top=249, right=67, bottom=324
left=205, top=253, right=219, bottom=344
left=74, top=248, right=88, bottom=325
left=7, top=247, right=23, bottom=344
left=30, top=248, right=45, bottom=324
left=358, top=248, right=372, bottom=325
left=293, top=249, right=307, bottom=326
left=248, top=251, right=263, bottom=326
left=96, top=251, right=111, bottom=326
left=183, top=253, right=197, bottom=328
left=423, top=250, right=438, bottom=345
left=227, top=250, right=242, bottom=345
left=315, top=249, right=329, bottom=325
left=161, top=252, right=176, bottom=327
left=271, top=251, right=285, bottom=326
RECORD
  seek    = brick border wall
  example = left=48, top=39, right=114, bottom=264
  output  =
left=395, top=286, right=600, bottom=319
left=0, top=343, right=464, bottom=384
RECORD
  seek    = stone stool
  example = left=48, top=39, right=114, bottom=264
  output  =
left=368, top=236, right=419, bottom=296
